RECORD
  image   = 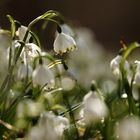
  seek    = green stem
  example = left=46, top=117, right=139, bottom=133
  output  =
left=62, top=93, right=80, bottom=140
left=120, top=59, right=137, bottom=115
left=83, top=125, right=92, bottom=140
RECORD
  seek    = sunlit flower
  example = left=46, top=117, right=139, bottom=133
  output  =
left=17, top=63, right=33, bottom=80
left=115, top=116, right=140, bottom=140
left=27, top=112, right=69, bottom=140
left=16, top=25, right=31, bottom=42
left=81, top=91, right=108, bottom=124
left=53, top=32, right=76, bottom=54
left=32, top=64, right=55, bottom=88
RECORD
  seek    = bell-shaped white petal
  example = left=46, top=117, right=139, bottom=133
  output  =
left=17, top=63, right=33, bottom=80
left=81, top=91, right=108, bottom=124
left=53, top=32, right=76, bottom=55
left=32, top=64, right=55, bottom=88
left=115, top=116, right=140, bottom=140
left=134, top=61, right=140, bottom=85
left=0, top=29, right=12, bottom=49
left=16, top=25, right=31, bottom=42
left=24, top=43, right=41, bottom=58
left=110, top=55, right=130, bottom=79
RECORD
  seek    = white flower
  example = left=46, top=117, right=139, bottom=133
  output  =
left=24, top=43, right=41, bottom=58
left=32, top=64, right=55, bottom=88
left=68, top=27, right=109, bottom=88
left=53, top=32, right=76, bottom=54
left=27, top=112, right=69, bottom=140
left=81, top=91, right=108, bottom=124
left=7, top=41, right=41, bottom=63
left=0, top=29, right=12, bottom=48
left=17, top=63, right=33, bottom=80
left=134, top=60, right=140, bottom=85
left=17, top=100, right=44, bottom=118
left=115, top=116, right=140, bottom=140
left=26, top=126, right=44, bottom=140
left=61, top=77, right=75, bottom=91
left=16, top=25, right=31, bottom=42
left=110, top=55, right=130, bottom=78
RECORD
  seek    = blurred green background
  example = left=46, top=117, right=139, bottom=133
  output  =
left=0, top=0, right=140, bottom=50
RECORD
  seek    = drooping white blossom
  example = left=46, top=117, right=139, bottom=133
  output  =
left=134, top=60, right=140, bottom=85
left=53, top=32, right=76, bottom=55
left=24, top=43, right=41, bottom=58
left=81, top=91, right=108, bottom=124
left=16, top=25, right=31, bottom=42
left=17, top=63, right=33, bottom=80
left=110, top=55, right=130, bottom=79
left=32, top=64, right=55, bottom=88
left=0, top=29, right=12, bottom=48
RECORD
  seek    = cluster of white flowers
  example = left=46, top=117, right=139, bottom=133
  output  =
left=3, top=12, right=140, bottom=140
left=12, top=24, right=76, bottom=89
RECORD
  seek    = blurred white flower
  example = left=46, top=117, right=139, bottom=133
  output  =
left=26, top=100, right=44, bottom=117
left=17, top=63, right=33, bottom=80
left=17, top=99, right=44, bottom=118
left=53, top=32, right=76, bottom=55
left=68, top=27, right=110, bottom=87
left=115, top=116, right=140, bottom=140
left=61, top=24, right=74, bottom=37
left=0, top=29, right=12, bottom=48
left=61, top=77, right=75, bottom=91
left=26, top=126, right=44, bottom=140
left=110, top=55, right=130, bottom=79
left=81, top=91, right=108, bottom=124
left=16, top=25, right=31, bottom=42
left=32, top=64, right=55, bottom=88
left=27, top=112, right=69, bottom=140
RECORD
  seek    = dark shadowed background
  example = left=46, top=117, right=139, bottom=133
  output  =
left=0, top=0, right=140, bottom=51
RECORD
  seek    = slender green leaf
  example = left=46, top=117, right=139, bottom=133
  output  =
left=7, top=15, right=16, bottom=38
